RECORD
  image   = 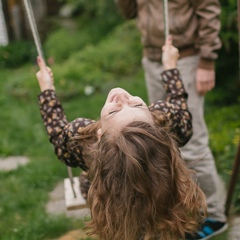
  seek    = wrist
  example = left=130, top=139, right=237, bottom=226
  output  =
left=164, top=64, right=176, bottom=70
left=40, top=85, right=55, bottom=92
left=198, top=59, right=215, bottom=70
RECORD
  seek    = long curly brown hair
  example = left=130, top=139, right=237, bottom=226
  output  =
left=79, top=117, right=206, bottom=240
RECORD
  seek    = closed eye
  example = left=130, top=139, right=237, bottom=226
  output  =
left=134, top=103, right=144, bottom=107
left=109, top=104, right=144, bottom=115
left=109, top=110, right=118, bottom=115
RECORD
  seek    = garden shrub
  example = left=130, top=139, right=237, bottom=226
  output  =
left=50, top=21, right=142, bottom=95
left=206, top=104, right=240, bottom=213
left=44, top=28, right=88, bottom=62
left=215, top=0, right=239, bottom=104
left=44, top=0, right=123, bottom=62
left=0, top=41, right=35, bottom=68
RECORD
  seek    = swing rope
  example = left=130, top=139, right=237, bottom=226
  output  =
left=163, top=0, right=169, bottom=40
left=22, top=0, right=78, bottom=201
left=67, top=166, right=77, bottom=198
left=23, top=0, right=44, bottom=60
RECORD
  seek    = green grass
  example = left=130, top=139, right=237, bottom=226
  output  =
left=0, top=19, right=239, bottom=239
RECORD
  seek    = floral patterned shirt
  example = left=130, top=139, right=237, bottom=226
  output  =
left=38, top=68, right=192, bottom=171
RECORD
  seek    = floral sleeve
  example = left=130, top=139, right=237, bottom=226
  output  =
left=38, top=90, right=95, bottom=171
left=148, top=68, right=192, bottom=146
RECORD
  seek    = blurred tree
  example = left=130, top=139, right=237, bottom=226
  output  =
left=58, top=0, right=123, bottom=34
left=214, top=0, right=239, bottom=105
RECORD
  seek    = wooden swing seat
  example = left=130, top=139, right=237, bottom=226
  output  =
left=64, top=177, right=88, bottom=210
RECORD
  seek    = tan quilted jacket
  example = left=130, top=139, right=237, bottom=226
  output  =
left=116, top=0, right=222, bottom=69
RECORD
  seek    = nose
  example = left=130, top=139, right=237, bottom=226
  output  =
left=116, top=92, right=128, bottom=103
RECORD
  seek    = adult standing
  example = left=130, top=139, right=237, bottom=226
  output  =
left=115, top=0, right=228, bottom=239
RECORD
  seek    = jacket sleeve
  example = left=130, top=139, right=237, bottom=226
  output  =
left=115, top=0, right=137, bottom=19
left=191, top=0, right=222, bottom=69
left=148, top=69, right=192, bottom=147
left=38, top=90, right=95, bottom=171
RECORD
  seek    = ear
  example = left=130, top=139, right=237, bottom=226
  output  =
left=97, top=128, right=102, bottom=141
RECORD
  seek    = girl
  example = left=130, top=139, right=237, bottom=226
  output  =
left=36, top=37, right=206, bottom=240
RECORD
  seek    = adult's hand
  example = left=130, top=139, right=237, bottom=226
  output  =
left=36, top=56, right=55, bottom=92
left=196, top=68, right=215, bottom=96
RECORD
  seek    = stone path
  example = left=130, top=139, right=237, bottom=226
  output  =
left=0, top=156, right=29, bottom=171
left=45, top=181, right=90, bottom=240
left=57, top=229, right=88, bottom=240
left=46, top=181, right=90, bottom=220
left=228, top=217, right=240, bottom=240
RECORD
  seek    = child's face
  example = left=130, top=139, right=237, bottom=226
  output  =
left=100, top=88, right=153, bottom=133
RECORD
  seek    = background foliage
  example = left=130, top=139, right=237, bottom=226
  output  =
left=0, top=0, right=239, bottom=239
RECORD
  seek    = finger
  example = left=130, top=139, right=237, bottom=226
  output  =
left=46, top=67, right=53, bottom=78
left=37, top=56, right=47, bottom=71
left=196, top=81, right=204, bottom=95
left=209, top=80, right=215, bottom=90
left=198, top=88, right=205, bottom=96
left=203, top=78, right=214, bottom=91
left=198, top=82, right=210, bottom=95
left=165, top=35, right=172, bottom=46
